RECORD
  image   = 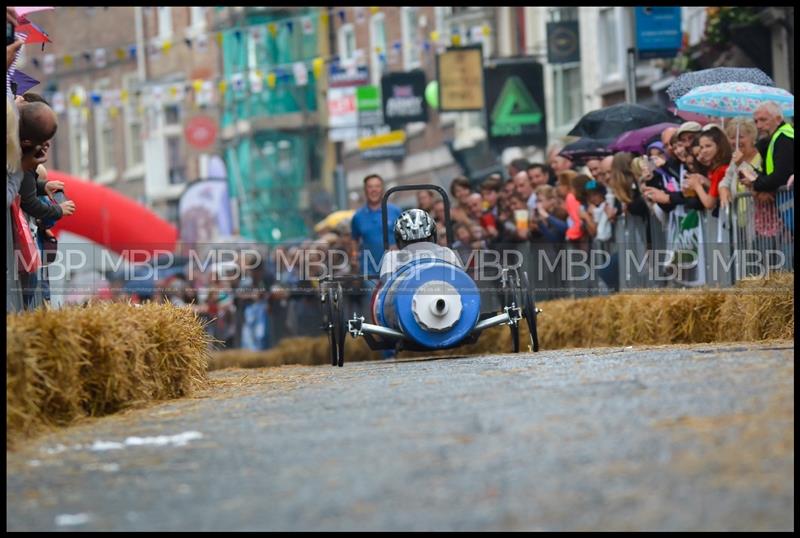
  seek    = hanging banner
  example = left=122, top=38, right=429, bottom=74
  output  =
left=381, top=70, right=428, bottom=128
left=328, top=64, right=369, bottom=88
left=178, top=178, right=234, bottom=245
left=356, top=84, right=383, bottom=127
left=635, top=7, right=682, bottom=59
left=327, top=87, right=357, bottom=128
left=357, top=129, right=407, bottom=161
left=546, top=21, right=580, bottom=64
left=436, top=45, right=484, bottom=112
left=483, top=60, right=547, bottom=150
left=328, top=65, right=370, bottom=141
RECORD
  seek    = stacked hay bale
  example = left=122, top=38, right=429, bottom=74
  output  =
left=209, top=334, right=381, bottom=371
left=7, top=302, right=212, bottom=447
left=214, top=272, right=793, bottom=367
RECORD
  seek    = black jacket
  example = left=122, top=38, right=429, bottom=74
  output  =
left=753, top=122, right=794, bottom=192
left=19, top=170, right=63, bottom=221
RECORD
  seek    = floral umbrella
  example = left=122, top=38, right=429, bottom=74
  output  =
left=666, top=67, right=775, bottom=102
left=675, top=81, right=794, bottom=118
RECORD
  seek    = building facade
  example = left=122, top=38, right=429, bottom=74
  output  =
left=24, top=7, right=223, bottom=228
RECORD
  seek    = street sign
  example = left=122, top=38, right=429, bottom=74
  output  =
left=546, top=21, right=580, bottom=64
left=635, top=7, right=682, bottom=59
left=381, top=70, right=428, bottom=128
left=437, top=45, right=485, bottom=112
left=184, top=115, right=218, bottom=150
left=357, top=129, right=406, bottom=161
left=484, top=61, right=547, bottom=150
left=356, top=84, right=383, bottom=127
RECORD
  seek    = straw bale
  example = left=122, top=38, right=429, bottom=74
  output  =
left=209, top=334, right=382, bottom=371
left=216, top=273, right=792, bottom=367
left=7, top=302, right=213, bottom=447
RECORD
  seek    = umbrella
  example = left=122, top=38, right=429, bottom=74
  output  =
left=675, top=81, right=794, bottom=118
left=313, top=209, right=355, bottom=233
left=610, top=122, right=679, bottom=153
left=667, top=107, right=716, bottom=126
left=559, top=138, right=614, bottom=163
left=666, top=67, right=775, bottom=102
left=10, top=70, right=39, bottom=95
left=567, top=103, right=679, bottom=140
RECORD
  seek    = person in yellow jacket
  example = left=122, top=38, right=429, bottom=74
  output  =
left=739, top=101, right=794, bottom=193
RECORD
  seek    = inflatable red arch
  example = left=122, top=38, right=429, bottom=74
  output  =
left=48, top=170, right=178, bottom=262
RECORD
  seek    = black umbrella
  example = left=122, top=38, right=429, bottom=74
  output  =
left=665, top=67, right=775, bottom=102
left=567, top=103, right=678, bottom=140
left=559, top=137, right=615, bottom=164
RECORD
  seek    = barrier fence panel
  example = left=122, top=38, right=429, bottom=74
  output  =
left=730, top=186, right=794, bottom=281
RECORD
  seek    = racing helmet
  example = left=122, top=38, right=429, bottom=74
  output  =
left=394, top=209, right=437, bottom=249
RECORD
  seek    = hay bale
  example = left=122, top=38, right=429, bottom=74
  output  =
left=7, top=302, right=212, bottom=447
left=717, top=272, right=794, bottom=341
left=210, top=273, right=793, bottom=368
left=208, top=334, right=382, bottom=371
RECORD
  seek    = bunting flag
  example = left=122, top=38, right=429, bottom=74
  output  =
left=39, top=10, right=396, bottom=118
left=302, top=16, right=314, bottom=35
left=43, top=53, right=55, bottom=74
left=52, top=91, right=65, bottom=114
left=293, top=62, right=308, bottom=86
left=94, top=48, right=107, bottom=69
left=250, top=71, right=264, bottom=93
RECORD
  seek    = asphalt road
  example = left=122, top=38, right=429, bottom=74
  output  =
left=6, top=342, right=794, bottom=531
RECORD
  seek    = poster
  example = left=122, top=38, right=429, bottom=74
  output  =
left=483, top=61, right=547, bottom=150
left=381, top=70, right=428, bottom=128
left=436, top=45, right=484, bottom=112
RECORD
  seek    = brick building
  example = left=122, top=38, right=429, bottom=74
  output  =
left=23, top=6, right=223, bottom=226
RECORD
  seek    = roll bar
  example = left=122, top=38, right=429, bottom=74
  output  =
left=381, top=184, right=454, bottom=250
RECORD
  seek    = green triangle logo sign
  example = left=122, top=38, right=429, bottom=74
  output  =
left=490, top=76, right=543, bottom=137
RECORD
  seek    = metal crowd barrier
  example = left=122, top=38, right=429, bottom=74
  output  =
left=729, top=186, right=794, bottom=280
left=628, top=185, right=794, bottom=290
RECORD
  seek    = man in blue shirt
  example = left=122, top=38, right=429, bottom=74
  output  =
left=351, top=174, right=403, bottom=278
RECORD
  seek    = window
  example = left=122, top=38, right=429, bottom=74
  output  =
left=166, top=136, right=186, bottom=185
left=338, top=23, right=356, bottom=64
left=401, top=7, right=420, bottom=70
left=68, top=87, right=90, bottom=178
left=550, top=7, right=578, bottom=22
left=123, top=75, right=144, bottom=170
left=552, top=64, right=583, bottom=129
left=370, top=13, right=386, bottom=86
left=93, top=80, right=116, bottom=177
left=435, top=6, right=452, bottom=43
left=158, top=7, right=173, bottom=40
left=549, top=7, right=582, bottom=130
left=599, top=8, right=621, bottom=82
left=189, top=7, right=206, bottom=32
left=165, top=104, right=182, bottom=126
left=165, top=199, right=180, bottom=225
